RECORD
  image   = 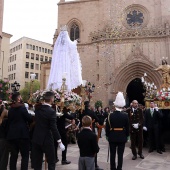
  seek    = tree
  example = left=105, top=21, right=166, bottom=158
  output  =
left=95, top=100, right=103, bottom=109
left=0, top=79, right=10, bottom=101
left=20, top=80, right=40, bottom=102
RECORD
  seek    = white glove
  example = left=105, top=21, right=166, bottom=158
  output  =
left=143, top=126, right=147, bottom=131
left=132, top=123, right=139, bottom=129
left=155, top=107, right=158, bottom=111
left=59, top=142, right=65, bottom=151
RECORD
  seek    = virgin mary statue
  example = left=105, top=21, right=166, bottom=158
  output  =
left=47, top=26, right=83, bottom=91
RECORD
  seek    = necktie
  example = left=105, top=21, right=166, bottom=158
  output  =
left=151, top=109, right=154, bottom=117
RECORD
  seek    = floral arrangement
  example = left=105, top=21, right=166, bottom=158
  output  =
left=0, top=79, right=10, bottom=101
left=154, top=88, right=170, bottom=101
left=32, top=89, right=82, bottom=106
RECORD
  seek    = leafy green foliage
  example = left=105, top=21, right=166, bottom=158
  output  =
left=95, top=100, right=103, bottom=108
left=20, top=80, right=40, bottom=102
left=0, top=79, right=10, bottom=101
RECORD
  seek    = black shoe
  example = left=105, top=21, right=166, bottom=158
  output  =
left=132, top=155, right=137, bottom=160
left=148, top=149, right=153, bottom=153
left=55, top=158, right=59, bottom=163
left=95, top=167, right=103, bottom=170
left=162, top=148, right=166, bottom=152
left=138, top=154, right=144, bottom=159
left=61, top=160, right=71, bottom=165
left=157, top=150, right=162, bottom=154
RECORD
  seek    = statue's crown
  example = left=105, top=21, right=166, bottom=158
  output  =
left=60, top=25, right=67, bottom=31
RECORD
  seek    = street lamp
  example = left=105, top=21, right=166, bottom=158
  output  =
left=85, top=82, right=95, bottom=102
left=11, top=81, right=20, bottom=93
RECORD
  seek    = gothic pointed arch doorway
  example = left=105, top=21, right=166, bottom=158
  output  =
left=126, top=78, right=145, bottom=106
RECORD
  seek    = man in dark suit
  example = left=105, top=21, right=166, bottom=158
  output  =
left=106, top=92, right=129, bottom=170
left=78, top=115, right=99, bottom=170
left=56, top=107, right=74, bottom=165
left=32, top=91, right=65, bottom=170
left=126, top=100, right=144, bottom=160
left=6, top=92, right=33, bottom=170
left=144, top=101, right=163, bottom=154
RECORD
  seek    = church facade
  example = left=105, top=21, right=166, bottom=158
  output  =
left=42, top=0, right=170, bottom=106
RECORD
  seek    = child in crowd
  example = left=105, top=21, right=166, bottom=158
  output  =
left=77, top=116, right=99, bottom=170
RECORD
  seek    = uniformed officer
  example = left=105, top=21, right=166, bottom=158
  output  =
left=126, top=100, right=144, bottom=160
left=106, top=92, right=129, bottom=170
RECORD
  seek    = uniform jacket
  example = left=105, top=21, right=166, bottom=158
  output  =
left=77, top=128, right=99, bottom=157
left=106, top=111, right=129, bottom=143
left=144, top=108, right=163, bottom=130
left=95, top=110, right=105, bottom=125
left=32, top=105, right=61, bottom=146
left=126, top=107, right=144, bottom=133
left=7, top=103, right=32, bottom=140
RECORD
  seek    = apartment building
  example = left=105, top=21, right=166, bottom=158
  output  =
left=0, top=32, right=12, bottom=79
left=9, top=37, right=52, bottom=89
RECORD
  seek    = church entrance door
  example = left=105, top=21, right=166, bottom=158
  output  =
left=126, top=78, right=145, bottom=106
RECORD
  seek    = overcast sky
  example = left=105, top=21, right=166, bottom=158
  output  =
left=3, top=0, right=61, bottom=44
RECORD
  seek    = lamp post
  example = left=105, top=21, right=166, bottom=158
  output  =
left=28, top=73, right=36, bottom=103
left=11, top=81, right=20, bottom=93
left=85, top=82, right=95, bottom=102
left=80, top=80, right=87, bottom=112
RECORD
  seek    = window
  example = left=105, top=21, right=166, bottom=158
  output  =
left=45, top=56, right=48, bottom=61
left=35, top=73, right=38, bottom=79
left=10, top=66, right=11, bottom=71
left=25, top=72, right=29, bottom=78
left=25, top=62, right=29, bottom=68
left=35, top=64, right=39, bottom=70
left=14, top=64, right=16, bottom=70
left=42, top=48, right=44, bottom=52
left=12, top=65, right=13, bottom=71
left=97, top=74, right=99, bottom=81
left=21, top=44, right=22, bottom=49
left=19, top=45, right=21, bottom=50
left=39, top=47, right=41, bottom=52
left=70, top=23, right=80, bottom=41
left=31, top=63, right=34, bottom=69
left=30, top=45, right=32, bottom=50
left=51, top=50, right=52, bottom=54
left=15, top=55, right=16, bottom=60
left=49, top=57, right=52, bottom=62
left=36, top=46, right=38, bottom=51
left=14, top=73, right=16, bottom=79
left=45, top=48, right=47, bottom=53
left=11, top=74, right=13, bottom=80
left=26, top=52, right=30, bottom=59
left=33, top=45, right=35, bottom=50
left=31, top=53, right=34, bottom=60
left=40, top=55, right=44, bottom=61
left=48, top=49, right=50, bottom=54
left=36, top=54, right=39, bottom=61
left=26, top=44, right=29, bottom=49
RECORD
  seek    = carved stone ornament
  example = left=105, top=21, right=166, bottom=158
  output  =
left=122, top=4, right=149, bottom=30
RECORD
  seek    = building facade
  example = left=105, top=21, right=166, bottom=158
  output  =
left=0, top=32, right=12, bottom=79
left=41, top=0, right=170, bottom=106
left=0, top=0, right=4, bottom=71
left=9, top=37, right=52, bottom=89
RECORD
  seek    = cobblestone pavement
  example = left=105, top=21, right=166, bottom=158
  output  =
left=13, top=130, right=170, bottom=170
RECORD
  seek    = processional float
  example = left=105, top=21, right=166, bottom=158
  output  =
left=142, top=59, right=170, bottom=109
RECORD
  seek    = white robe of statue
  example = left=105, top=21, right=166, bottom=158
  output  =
left=47, top=29, right=82, bottom=91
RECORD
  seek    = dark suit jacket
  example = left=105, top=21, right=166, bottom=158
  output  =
left=126, top=107, right=144, bottom=133
left=32, top=105, right=61, bottom=146
left=79, top=108, right=99, bottom=129
left=144, top=108, right=163, bottom=130
left=77, top=128, right=99, bottom=157
left=106, top=111, right=129, bottom=143
left=57, top=108, right=74, bottom=134
left=7, top=103, right=32, bottom=140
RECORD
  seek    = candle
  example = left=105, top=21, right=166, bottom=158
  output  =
left=141, top=77, right=144, bottom=83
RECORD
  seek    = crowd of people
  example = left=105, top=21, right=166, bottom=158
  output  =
left=0, top=91, right=166, bottom=170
